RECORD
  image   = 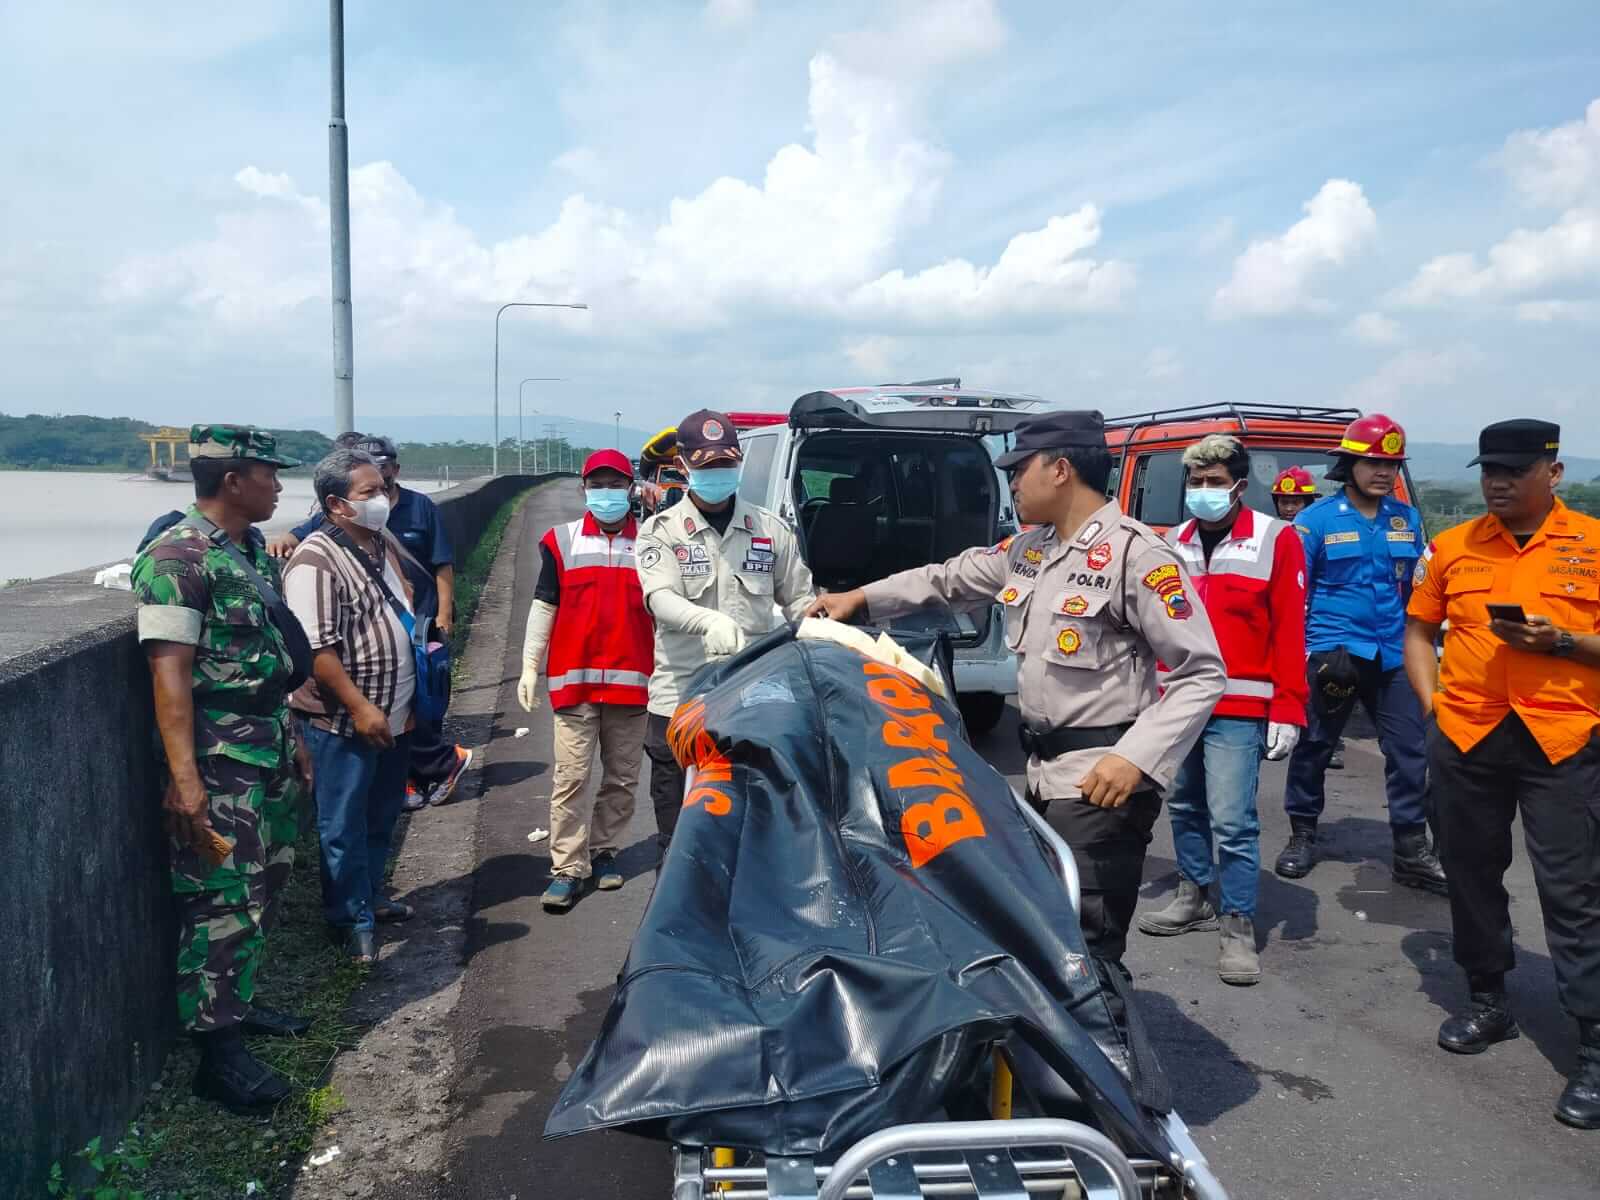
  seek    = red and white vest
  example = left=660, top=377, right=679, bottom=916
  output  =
left=1161, top=507, right=1310, bottom=725
left=541, top=514, right=653, bottom=710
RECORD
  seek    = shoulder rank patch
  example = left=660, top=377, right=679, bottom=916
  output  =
left=1142, top=563, right=1181, bottom=593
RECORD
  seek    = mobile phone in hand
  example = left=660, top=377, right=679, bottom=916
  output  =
left=1486, top=603, right=1528, bottom=624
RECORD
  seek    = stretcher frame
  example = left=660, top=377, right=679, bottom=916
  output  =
left=670, top=765, right=1231, bottom=1200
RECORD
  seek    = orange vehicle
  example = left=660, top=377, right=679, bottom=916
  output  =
left=1098, top=403, right=1421, bottom=532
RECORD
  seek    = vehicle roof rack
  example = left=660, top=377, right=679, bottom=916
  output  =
left=1103, top=402, right=1364, bottom=487
left=1101, top=402, right=1360, bottom=431
left=878, top=377, right=962, bottom=388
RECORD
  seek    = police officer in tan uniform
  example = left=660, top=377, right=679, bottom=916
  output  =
left=813, top=410, right=1226, bottom=971
left=636, top=409, right=816, bottom=859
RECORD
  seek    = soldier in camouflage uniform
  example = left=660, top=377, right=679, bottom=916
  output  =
left=131, top=424, right=315, bottom=1114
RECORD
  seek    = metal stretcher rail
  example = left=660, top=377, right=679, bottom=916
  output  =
left=673, top=1119, right=1148, bottom=1200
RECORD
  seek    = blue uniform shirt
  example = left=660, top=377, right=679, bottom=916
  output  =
left=292, top=486, right=454, bottom=615
left=1296, top=490, right=1424, bottom=670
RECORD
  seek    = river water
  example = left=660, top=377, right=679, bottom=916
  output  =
left=0, top=470, right=458, bottom=582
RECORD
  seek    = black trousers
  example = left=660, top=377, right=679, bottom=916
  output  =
left=1431, top=713, right=1600, bottom=1019
left=408, top=712, right=457, bottom=788
left=645, top=714, right=685, bottom=856
left=1034, top=788, right=1164, bottom=964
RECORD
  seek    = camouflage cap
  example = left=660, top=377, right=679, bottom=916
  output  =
left=188, top=424, right=300, bottom=468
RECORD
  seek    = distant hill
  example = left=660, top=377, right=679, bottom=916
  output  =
left=1408, top=441, right=1600, bottom=485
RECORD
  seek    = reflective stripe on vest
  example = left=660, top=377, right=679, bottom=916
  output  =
left=547, top=668, right=651, bottom=691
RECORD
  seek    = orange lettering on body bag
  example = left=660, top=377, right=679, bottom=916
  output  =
left=668, top=697, right=735, bottom=816
left=862, top=661, right=986, bottom=867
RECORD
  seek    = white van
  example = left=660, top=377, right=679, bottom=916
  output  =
left=733, top=380, right=1052, bottom=734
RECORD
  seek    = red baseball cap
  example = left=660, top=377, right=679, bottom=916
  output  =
left=581, top=448, right=635, bottom=480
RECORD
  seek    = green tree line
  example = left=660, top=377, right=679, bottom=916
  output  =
left=0, top=413, right=590, bottom=475
left=1417, top=479, right=1600, bottom=527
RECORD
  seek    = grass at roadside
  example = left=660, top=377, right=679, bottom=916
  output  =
left=449, top=486, right=533, bottom=679
left=44, top=487, right=538, bottom=1199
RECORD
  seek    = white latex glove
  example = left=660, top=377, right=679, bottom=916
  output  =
left=701, top=611, right=746, bottom=657
left=517, top=668, right=542, bottom=713
left=519, top=600, right=556, bottom=713
left=1265, top=722, right=1300, bottom=761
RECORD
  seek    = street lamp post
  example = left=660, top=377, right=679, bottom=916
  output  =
left=518, top=377, right=563, bottom=474
left=493, top=301, right=587, bottom=475
left=613, top=410, right=621, bottom=447
left=328, top=0, right=355, bottom=434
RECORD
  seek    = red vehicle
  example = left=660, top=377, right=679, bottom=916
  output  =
left=1100, top=403, right=1421, bottom=532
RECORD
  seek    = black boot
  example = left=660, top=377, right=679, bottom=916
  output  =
left=241, top=1003, right=311, bottom=1038
left=192, top=1027, right=292, bottom=1114
left=1438, top=985, right=1519, bottom=1055
left=1555, top=1020, right=1600, bottom=1130
left=1274, top=821, right=1317, bottom=879
left=1392, top=829, right=1449, bottom=895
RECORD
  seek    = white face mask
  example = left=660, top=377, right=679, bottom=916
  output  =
left=340, top=493, right=391, bottom=532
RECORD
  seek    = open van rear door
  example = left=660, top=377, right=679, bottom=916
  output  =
left=791, top=388, right=1047, bottom=435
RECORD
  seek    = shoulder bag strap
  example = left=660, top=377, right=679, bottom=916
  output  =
left=177, top=514, right=287, bottom=607
left=323, top=524, right=423, bottom=644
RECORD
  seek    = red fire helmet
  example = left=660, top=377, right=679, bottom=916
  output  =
left=1335, top=413, right=1408, bottom=460
left=1271, top=466, right=1319, bottom=496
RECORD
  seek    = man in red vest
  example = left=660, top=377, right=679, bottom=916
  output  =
left=517, top=450, right=654, bottom=911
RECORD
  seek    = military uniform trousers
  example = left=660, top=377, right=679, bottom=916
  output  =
left=549, top=702, right=646, bottom=879
left=1284, top=653, right=1429, bottom=832
left=1431, top=713, right=1600, bottom=1019
left=172, top=755, right=303, bottom=1032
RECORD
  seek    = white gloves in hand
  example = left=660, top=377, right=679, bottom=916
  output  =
left=1265, top=722, right=1301, bottom=761
left=517, top=669, right=541, bottom=713
left=702, top=611, right=746, bottom=657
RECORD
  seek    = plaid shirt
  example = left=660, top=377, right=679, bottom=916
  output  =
left=283, top=528, right=415, bottom=737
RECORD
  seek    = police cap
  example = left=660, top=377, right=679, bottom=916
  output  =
left=1467, top=419, right=1561, bottom=469
left=992, top=410, right=1107, bottom=471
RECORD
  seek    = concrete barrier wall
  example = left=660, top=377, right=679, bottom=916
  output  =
left=0, top=473, right=556, bottom=1191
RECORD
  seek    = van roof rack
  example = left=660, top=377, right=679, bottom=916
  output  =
left=878, top=377, right=962, bottom=389
left=1102, top=402, right=1360, bottom=432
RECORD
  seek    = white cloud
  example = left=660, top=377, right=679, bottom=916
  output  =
left=1345, top=346, right=1484, bottom=410
left=842, top=335, right=902, bottom=377
left=551, top=146, right=602, bottom=183
left=1394, top=208, right=1600, bottom=305
left=1396, top=99, right=1600, bottom=311
left=1345, top=311, right=1403, bottom=345
left=704, top=0, right=757, bottom=30
left=1517, top=299, right=1600, bottom=323
left=1211, top=179, right=1377, bottom=318
left=1495, top=98, right=1600, bottom=208
left=1144, top=347, right=1182, bottom=380
left=105, top=0, right=1129, bottom=340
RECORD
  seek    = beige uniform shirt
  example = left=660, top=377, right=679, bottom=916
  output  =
left=861, top=500, right=1225, bottom=799
left=636, top=498, right=816, bottom=716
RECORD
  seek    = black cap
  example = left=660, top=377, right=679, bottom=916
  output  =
left=355, top=435, right=398, bottom=464
left=993, top=410, right=1107, bottom=470
left=677, top=409, right=744, bottom=467
left=1467, top=419, right=1561, bottom=469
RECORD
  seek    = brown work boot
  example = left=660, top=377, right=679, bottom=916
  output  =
left=1217, top=913, right=1261, bottom=986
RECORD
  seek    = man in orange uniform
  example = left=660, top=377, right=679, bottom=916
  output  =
left=1404, top=418, right=1600, bottom=1130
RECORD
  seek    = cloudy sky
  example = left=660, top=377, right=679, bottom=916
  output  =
left=3, top=1, right=1598, bottom=449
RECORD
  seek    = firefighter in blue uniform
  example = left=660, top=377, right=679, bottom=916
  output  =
left=1274, top=413, right=1447, bottom=893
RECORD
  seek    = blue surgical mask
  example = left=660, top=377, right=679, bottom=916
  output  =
left=1185, top=486, right=1238, bottom=523
left=585, top=488, right=632, bottom=523
left=688, top=467, right=741, bottom=505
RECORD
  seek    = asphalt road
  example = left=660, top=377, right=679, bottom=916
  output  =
left=443, top=486, right=1595, bottom=1200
